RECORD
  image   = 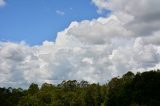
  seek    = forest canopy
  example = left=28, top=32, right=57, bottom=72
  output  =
left=0, top=69, right=160, bottom=106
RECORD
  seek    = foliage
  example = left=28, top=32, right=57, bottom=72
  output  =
left=0, top=70, right=159, bottom=106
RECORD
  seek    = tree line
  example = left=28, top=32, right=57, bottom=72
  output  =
left=0, top=70, right=160, bottom=106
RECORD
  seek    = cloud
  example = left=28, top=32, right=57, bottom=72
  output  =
left=92, top=0, right=108, bottom=13
left=0, top=38, right=159, bottom=88
left=143, top=31, right=160, bottom=45
left=0, top=0, right=5, bottom=7
left=59, top=16, right=133, bottom=45
left=56, top=10, right=65, bottom=16
left=0, top=0, right=160, bottom=88
left=92, top=0, right=160, bottom=36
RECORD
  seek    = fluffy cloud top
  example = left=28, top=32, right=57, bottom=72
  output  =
left=0, top=0, right=160, bottom=88
left=92, top=0, right=160, bottom=36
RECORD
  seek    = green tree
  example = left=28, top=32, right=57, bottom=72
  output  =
left=28, top=83, right=39, bottom=95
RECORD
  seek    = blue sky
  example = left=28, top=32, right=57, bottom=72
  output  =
left=0, top=0, right=106, bottom=45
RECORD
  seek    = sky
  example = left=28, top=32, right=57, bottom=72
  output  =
left=0, top=0, right=160, bottom=88
left=0, top=0, right=108, bottom=45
